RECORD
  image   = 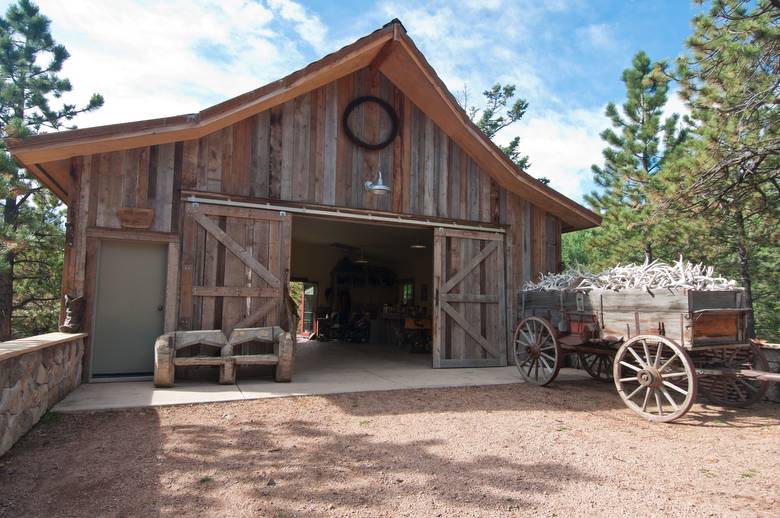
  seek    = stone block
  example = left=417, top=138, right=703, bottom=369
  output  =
left=0, top=359, right=12, bottom=389
left=35, top=364, right=48, bottom=385
left=763, top=348, right=780, bottom=403
left=0, top=380, right=22, bottom=415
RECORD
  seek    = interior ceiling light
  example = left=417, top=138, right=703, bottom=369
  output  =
left=410, top=244, right=427, bottom=249
left=364, top=169, right=390, bottom=195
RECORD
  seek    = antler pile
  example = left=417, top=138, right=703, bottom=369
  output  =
left=523, top=257, right=739, bottom=292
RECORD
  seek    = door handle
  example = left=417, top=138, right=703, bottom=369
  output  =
left=157, top=305, right=164, bottom=312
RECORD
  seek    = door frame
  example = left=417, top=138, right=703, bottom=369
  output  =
left=85, top=228, right=179, bottom=381
left=187, top=196, right=511, bottom=369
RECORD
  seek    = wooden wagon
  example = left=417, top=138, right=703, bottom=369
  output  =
left=513, top=288, right=779, bottom=422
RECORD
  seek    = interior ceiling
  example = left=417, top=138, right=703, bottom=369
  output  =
left=292, top=216, right=432, bottom=264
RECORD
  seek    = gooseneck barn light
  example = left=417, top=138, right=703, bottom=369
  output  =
left=364, top=169, right=391, bottom=195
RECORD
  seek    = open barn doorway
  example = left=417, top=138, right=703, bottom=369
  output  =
left=291, top=216, right=435, bottom=369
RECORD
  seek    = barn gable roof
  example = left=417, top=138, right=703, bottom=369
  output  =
left=8, top=19, right=600, bottom=230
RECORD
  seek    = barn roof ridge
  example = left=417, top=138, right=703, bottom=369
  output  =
left=8, top=19, right=600, bottom=230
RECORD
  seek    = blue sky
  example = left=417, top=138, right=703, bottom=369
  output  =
left=4, top=0, right=702, bottom=203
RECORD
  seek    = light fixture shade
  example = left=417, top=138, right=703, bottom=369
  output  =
left=365, top=169, right=391, bottom=194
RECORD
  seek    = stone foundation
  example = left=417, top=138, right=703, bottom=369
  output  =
left=0, top=334, right=84, bottom=456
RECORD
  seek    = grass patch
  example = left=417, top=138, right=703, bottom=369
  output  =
left=359, top=420, right=371, bottom=427
left=741, top=469, right=759, bottom=479
left=198, top=475, right=214, bottom=484
left=39, top=412, right=62, bottom=425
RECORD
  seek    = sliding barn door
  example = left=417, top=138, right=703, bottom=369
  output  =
left=179, top=203, right=291, bottom=334
left=433, top=228, right=507, bottom=368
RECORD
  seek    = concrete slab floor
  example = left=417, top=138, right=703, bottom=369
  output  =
left=54, top=340, right=591, bottom=412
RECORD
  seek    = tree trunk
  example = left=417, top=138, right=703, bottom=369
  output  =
left=644, top=243, right=653, bottom=264
left=0, top=196, right=20, bottom=341
left=0, top=251, right=14, bottom=341
left=734, top=210, right=756, bottom=338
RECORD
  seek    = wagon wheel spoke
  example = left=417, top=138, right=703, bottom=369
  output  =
left=619, top=361, right=641, bottom=372
left=654, top=342, right=664, bottom=368
left=601, top=356, right=612, bottom=377
left=641, top=388, right=651, bottom=412
left=660, top=387, right=679, bottom=411
left=595, top=357, right=604, bottom=378
left=654, top=390, right=664, bottom=416
left=658, top=353, right=679, bottom=373
left=731, top=380, right=746, bottom=401
left=626, top=385, right=644, bottom=401
left=662, top=380, right=688, bottom=396
left=661, top=372, right=688, bottom=379
left=737, top=379, right=758, bottom=393
left=519, top=328, right=535, bottom=346
left=627, top=346, right=648, bottom=368
left=642, top=339, right=652, bottom=366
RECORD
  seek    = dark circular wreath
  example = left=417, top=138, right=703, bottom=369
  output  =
left=342, top=96, right=399, bottom=150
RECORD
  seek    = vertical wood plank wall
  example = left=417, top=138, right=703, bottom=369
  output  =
left=64, top=67, right=564, bottom=359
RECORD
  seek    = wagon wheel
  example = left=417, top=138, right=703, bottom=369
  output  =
left=513, top=317, right=561, bottom=386
left=613, top=335, right=697, bottom=423
left=696, top=344, right=769, bottom=408
left=578, top=352, right=614, bottom=381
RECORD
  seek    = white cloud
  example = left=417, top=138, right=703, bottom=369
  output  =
left=576, top=23, right=614, bottom=50
left=495, top=107, right=608, bottom=203
left=34, top=0, right=327, bottom=127
left=268, top=0, right=328, bottom=49
left=663, top=88, right=691, bottom=122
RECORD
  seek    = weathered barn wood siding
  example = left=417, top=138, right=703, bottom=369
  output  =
left=65, top=67, right=562, bottom=360
left=70, top=68, right=561, bottom=270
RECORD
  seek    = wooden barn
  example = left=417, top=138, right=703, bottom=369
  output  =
left=8, top=20, right=599, bottom=381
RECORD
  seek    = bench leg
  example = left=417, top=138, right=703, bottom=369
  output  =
left=153, top=336, right=175, bottom=388
left=219, top=358, right=236, bottom=385
left=274, top=333, right=294, bottom=382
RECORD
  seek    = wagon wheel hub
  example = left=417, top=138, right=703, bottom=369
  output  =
left=636, top=367, right=662, bottom=388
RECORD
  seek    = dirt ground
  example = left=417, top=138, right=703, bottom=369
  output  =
left=1, top=380, right=778, bottom=518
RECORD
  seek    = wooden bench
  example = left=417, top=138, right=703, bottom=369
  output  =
left=153, top=284, right=298, bottom=387
left=153, top=327, right=295, bottom=387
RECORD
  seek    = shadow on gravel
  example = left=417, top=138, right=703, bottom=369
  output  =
left=673, top=403, right=780, bottom=429
left=324, top=379, right=629, bottom=417
left=0, top=409, right=173, bottom=518
left=161, top=418, right=602, bottom=517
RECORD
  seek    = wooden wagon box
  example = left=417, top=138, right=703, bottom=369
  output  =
left=520, top=288, right=749, bottom=349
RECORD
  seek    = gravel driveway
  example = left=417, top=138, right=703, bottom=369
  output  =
left=1, top=380, right=778, bottom=517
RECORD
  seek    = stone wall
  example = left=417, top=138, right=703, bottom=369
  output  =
left=764, top=346, right=780, bottom=403
left=0, top=336, right=84, bottom=456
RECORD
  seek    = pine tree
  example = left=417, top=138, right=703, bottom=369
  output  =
left=460, top=83, right=533, bottom=172
left=0, top=0, right=103, bottom=339
left=584, top=51, right=687, bottom=268
left=667, top=0, right=780, bottom=338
